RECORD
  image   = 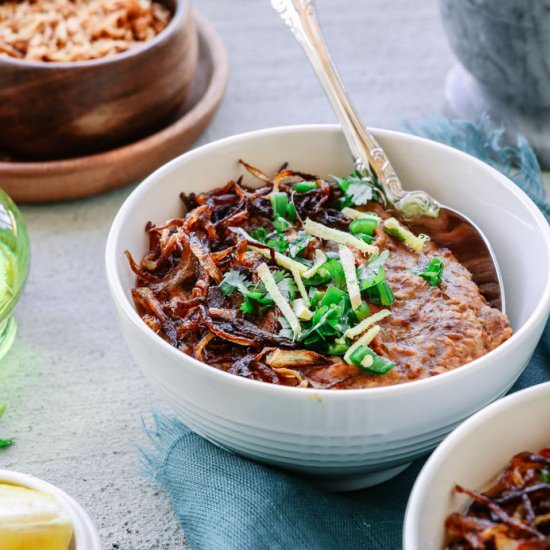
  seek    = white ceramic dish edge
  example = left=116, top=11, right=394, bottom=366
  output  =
left=0, top=469, right=101, bottom=549
left=403, top=381, right=550, bottom=550
left=106, top=124, right=550, bottom=489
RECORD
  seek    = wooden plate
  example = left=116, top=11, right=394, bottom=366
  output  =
left=0, top=14, right=228, bottom=203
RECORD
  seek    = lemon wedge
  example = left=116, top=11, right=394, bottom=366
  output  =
left=0, top=483, right=73, bottom=550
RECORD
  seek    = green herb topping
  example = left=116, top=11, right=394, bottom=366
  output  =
left=271, top=192, right=297, bottom=221
left=220, top=268, right=296, bottom=315
left=222, top=173, right=416, bottom=376
left=335, top=172, right=376, bottom=207
left=293, top=181, right=318, bottom=193
left=0, top=403, right=13, bottom=449
left=348, top=345, right=395, bottom=374
left=250, top=219, right=290, bottom=254
left=349, top=217, right=379, bottom=237
left=357, top=251, right=395, bottom=306
left=419, top=257, right=444, bottom=287
left=288, top=232, right=313, bottom=258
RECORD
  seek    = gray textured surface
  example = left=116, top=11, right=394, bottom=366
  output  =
left=0, top=1, right=454, bottom=549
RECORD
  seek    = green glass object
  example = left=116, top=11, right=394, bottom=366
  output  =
left=0, top=190, right=29, bottom=361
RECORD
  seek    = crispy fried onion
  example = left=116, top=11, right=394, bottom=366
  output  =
left=444, top=447, right=550, bottom=549
left=127, top=161, right=365, bottom=388
left=196, top=332, right=215, bottom=362
left=201, top=307, right=296, bottom=349
left=239, top=159, right=318, bottom=192
left=272, top=368, right=308, bottom=388
left=188, top=232, right=222, bottom=283
left=132, top=287, right=178, bottom=345
left=265, top=349, right=332, bottom=368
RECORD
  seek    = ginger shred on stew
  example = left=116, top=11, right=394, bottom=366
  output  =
left=126, top=162, right=512, bottom=390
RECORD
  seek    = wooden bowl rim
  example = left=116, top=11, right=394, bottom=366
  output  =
left=0, top=13, right=228, bottom=177
left=0, top=0, right=191, bottom=70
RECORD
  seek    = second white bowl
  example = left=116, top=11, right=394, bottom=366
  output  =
left=106, top=124, right=550, bottom=490
left=404, top=381, right=550, bottom=549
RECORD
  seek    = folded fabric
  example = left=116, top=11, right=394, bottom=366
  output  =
left=142, top=117, right=550, bottom=550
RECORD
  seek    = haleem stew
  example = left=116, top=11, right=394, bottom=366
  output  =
left=126, top=161, right=512, bottom=390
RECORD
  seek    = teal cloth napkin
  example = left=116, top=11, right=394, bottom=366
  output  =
left=142, top=117, right=550, bottom=550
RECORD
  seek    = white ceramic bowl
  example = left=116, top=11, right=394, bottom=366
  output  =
left=105, top=124, right=550, bottom=490
left=404, top=381, right=550, bottom=549
left=0, top=470, right=101, bottom=549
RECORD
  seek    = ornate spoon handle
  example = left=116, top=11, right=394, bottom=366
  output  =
left=271, top=0, right=440, bottom=218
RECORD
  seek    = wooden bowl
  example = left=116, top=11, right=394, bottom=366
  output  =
left=0, top=14, right=228, bottom=203
left=0, top=0, right=198, bottom=160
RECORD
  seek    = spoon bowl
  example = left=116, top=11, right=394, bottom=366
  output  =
left=272, top=0, right=505, bottom=311
left=407, top=207, right=504, bottom=311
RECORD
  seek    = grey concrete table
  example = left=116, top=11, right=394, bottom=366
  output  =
left=0, top=1, right=454, bottom=548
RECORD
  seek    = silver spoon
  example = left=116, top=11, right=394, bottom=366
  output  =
left=271, top=0, right=505, bottom=312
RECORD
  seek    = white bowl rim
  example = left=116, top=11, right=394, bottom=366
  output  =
left=403, top=380, right=550, bottom=549
left=0, top=469, right=102, bottom=549
left=105, top=123, right=550, bottom=400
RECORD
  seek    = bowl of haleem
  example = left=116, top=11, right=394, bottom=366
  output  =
left=404, top=382, right=550, bottom=550
left=106, top=124, right=550, bottom=490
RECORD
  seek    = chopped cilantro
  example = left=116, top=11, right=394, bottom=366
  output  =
left=300, top=303, right=346, bottom=346
left=241, top=293, right=273, bottom=315
left=266, top=237, right=289, bottom=254
left=335, top=172, right=375, bottom=207
left=288, top=232, right=313, bottom=258
left=250, top=222, right=289, bottom=254
left=220, top=269, right=250, bottom=296
left=250, top=227, right=268, bottom=241
left=321, top=286, right=348, bottom=307
left=273, top=216, right=291, bottom=234
left=220, top=269, right=297, bottom=314
left=346, top=183, right=373, bottom=206
left=357, top=251, right=388, bottom=290
left=251, top=269, right=297, bottom=302
left=251, top=217, right=293, bottom=254
left=541, top=469, right=550, bottom=483
left=283, top=288, right=354, bottom=353
left=273, top=273, right=298, bottom=301
left=308, top=288, right=325, bottom=308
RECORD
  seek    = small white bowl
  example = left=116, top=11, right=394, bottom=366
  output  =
left=0, top=470, right=101, bottom=549
left=106, top=124, right=550, bottom=490
left=404, top=381, right=550, bottom=550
